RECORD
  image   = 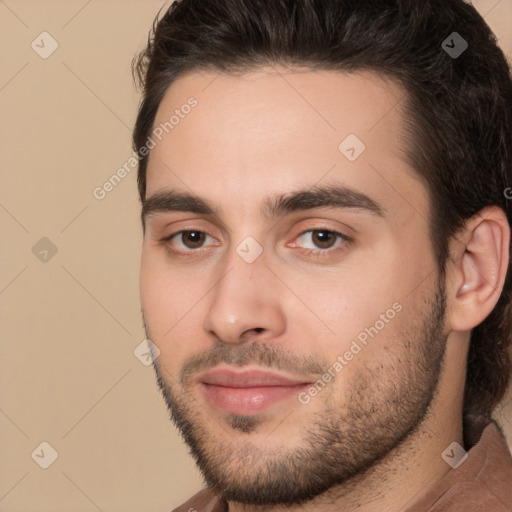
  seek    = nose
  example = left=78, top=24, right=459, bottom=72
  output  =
left=202, top=246, right=286, bottom=345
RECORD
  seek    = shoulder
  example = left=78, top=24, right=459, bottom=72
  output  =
left=172, top=487, right=226, bottom=512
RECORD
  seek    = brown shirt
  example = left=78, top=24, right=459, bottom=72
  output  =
left=172, top=414, right=512, bottom=511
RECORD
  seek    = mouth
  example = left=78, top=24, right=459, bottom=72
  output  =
left=199, top=383, right=310, bottom=415
left=197, top=366, right=312, bottom=415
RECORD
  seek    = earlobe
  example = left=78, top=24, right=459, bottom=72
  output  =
left=448, top=206, right=510, bottom=332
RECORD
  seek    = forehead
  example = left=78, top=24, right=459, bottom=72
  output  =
left=145, top=66, right=429, bottom=226
left=150, top=66, right=407, bottom=151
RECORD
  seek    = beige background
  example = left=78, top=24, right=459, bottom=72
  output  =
left=1, top=1, right=511, bottom=510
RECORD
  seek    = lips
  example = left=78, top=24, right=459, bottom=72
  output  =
left=198, top=368, right=311, bottom=387
left=197, top=367, right=312, bottom=415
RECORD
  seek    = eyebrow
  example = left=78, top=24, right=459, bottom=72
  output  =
left=141, top=183, right=386, bottom=227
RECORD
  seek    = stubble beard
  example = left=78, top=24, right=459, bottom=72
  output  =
left=148, top=280, right=447, bottom=506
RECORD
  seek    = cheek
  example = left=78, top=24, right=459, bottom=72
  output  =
left=140, top=250, right=204, bottom=356
left=293, top=252, right=415, bottom=363
left=282, top=257, right=396, bottom=338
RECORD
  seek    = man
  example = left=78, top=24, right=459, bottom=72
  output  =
left=132, top=0, right=512, bottom=510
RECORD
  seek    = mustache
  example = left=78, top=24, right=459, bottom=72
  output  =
left=178, top=341, right=328, bottom=385
left=141, top=308, right=328, bottom=384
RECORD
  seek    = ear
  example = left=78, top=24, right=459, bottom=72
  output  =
left=446, top=206, right=510, bottom=332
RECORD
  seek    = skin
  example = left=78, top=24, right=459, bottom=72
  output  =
left=139, top=66, right=510, bottom=511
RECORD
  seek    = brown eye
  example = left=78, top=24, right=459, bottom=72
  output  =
left=311, top=230, right=338, bottom=249
left=179, top=231, right=207, bottom=249
left=296, top=229, right=347, bottom=251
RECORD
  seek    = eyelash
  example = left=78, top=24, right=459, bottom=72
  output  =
left=159, top=227, right=353, bottom=259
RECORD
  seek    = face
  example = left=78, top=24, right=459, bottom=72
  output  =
left=139, top=67, right=449, bottom=505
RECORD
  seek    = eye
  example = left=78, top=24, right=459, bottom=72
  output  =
left=161, top=230, right=216, bottom=253
left=290, top=228, right=352, bottom=257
